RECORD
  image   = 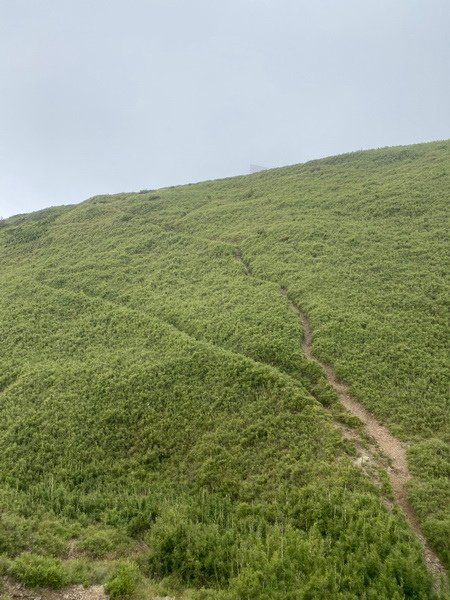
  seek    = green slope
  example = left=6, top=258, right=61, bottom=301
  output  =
left=0, top=140, right=448, bottom=598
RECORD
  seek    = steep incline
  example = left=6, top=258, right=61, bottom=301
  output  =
left=235, top=246, right=446, bottom=582
left=0, top=140, right=448, bottom=598
left=290, top=295, right=445, bottom=579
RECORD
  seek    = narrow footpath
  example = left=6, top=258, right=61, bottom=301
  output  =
left=286, top=294, right=445, bottom=580
left=234, top=247, right=446, bottom=586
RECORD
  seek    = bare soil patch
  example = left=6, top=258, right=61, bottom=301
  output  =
left=286, top=293, right=446, bottom=580
left=2, top=579, right=106, bottom=600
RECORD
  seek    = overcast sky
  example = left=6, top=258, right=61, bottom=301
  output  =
left=1, top=0, right=449, bottom=217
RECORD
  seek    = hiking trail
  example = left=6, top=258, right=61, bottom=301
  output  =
left=234, top=248, right=446, bottom=586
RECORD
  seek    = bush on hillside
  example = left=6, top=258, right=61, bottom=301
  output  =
left=10, top=553, right=68, bottom=588
left=105, top=561, right=140, bottom=599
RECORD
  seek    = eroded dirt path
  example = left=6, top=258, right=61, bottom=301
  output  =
left=284, top=292, right=446, bottom=581
left=232, top=249, right=445, bottom=583
left=2, top=579, right=106, bottom=600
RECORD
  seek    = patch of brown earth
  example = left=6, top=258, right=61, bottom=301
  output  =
left=230, top=249, right=447, bottom=588
left=2, top=579, right=106, bottom=600
left=285, top=293, right=446, bottom=580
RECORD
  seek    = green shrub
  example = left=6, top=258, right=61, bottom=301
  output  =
left=64, top=557, right=109, bottom=587
left=146, top=516, right=234, bottom=587
left=79, top=528, right=130, bottom=558
left=105, top=561, right=140, bottom=599
left=0, top=554, right=11, bottom=575
left=10, top=553, right=68, bottom=588
left=0, top=514, right=26, bottom=556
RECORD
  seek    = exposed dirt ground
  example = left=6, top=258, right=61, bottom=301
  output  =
left=1, top=580, right=175, bottom=600
left=287, top=295, right=446, bottom=581
left=2, top=580, right=106, bottom=600
left=235, top=248, right=445, bottom=582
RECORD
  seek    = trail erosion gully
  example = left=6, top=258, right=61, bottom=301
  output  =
left=234, top=247, right=446, bottom=584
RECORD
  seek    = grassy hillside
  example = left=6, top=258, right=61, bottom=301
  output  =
left=0, top=140, right=448, bottom=599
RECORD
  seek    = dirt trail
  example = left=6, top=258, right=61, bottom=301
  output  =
left=2, top=580, right=106, bottom=600
left=232, top=249, right=445, bottom=582
left=284, top=293, right=446, bottom=581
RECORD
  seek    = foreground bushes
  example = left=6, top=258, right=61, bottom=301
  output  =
left=143, top=490, right=434, bottom=598
left=9, top=553, right=68, bottom=588
left=105, top=561, right=141, bottom=599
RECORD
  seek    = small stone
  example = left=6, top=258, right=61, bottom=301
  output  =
left=355, top=455, right=370, bottom=467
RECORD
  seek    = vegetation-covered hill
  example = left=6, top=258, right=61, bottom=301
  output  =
left=0, top=140, right=448, bottom=599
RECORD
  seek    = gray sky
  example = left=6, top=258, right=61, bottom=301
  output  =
left=1, top=0, right=449, bottom=218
